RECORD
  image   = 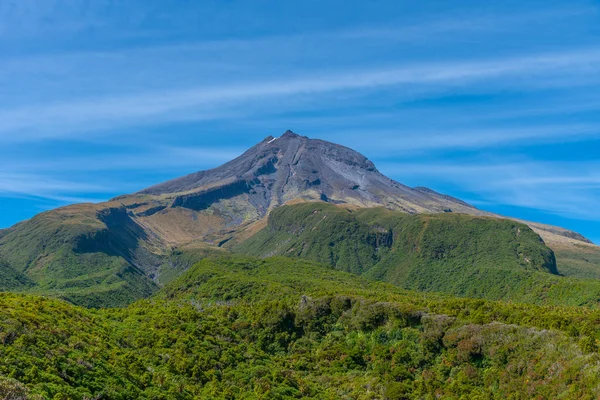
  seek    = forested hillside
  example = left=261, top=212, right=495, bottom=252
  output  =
left=0, top=256, right=34, bottom=291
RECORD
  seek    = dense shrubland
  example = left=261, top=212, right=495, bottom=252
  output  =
left=1, top=256, right=600, bottom=399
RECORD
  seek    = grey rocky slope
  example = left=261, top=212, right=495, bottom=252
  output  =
left=139, top=130, right=484, bottom=216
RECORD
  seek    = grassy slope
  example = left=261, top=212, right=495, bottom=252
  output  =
left=0, top=203, right=235, bottom=308
left=555, top=244, right=600, bottom=280
left=3, top=256, right=600, bottom=399
left=235, top=203, right=600, bottom=306
left=529, top=229, right=600, bottom=280
left=1, top=198, right=597, bottom=310
left=0, top=204, right=158, bottom=307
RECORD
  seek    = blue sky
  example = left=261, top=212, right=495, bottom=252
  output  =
left=1, top=0, right=599, bottom=243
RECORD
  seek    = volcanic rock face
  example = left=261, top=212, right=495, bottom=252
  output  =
left=139, top=131, right=481, bottom=218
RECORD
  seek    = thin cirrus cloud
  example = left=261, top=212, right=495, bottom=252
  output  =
left=378, top=161, right=600, bottom=220
left=0, top=1, right=584, bottom=40
left=340, top=5, right=596, bottom=40
left=0, top=145, right=244, bottom=204
left=332, top=124, right=600, bottom=154
left=0, top=146, right=244, bottom=173
left=0, top=172, right=115, bottom=202
left=1, top=47, right=600, bottom=141
left=1, top=4, right=592, bottom=86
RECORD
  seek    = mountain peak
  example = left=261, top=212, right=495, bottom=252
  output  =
left=281, top=129, right=302, bottom=139
left=260, top=130, right=305, bottom=146
left=136, top=130, right=485, bottom=219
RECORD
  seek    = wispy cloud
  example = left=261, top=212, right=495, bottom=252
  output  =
left=2, top=47, right=600, bottom=141
left=333, top=124, right=600, bottom=154
left=0, top=144, right=245, bottom=207
left=2, top=3, right=590, bottom=52
left=0, top=172, right=116, bottom=205
left=0, top=172, right=108, bottom=193
left=341, top=5, right=597, bottom=40
left=380, top=160, right=600, bottom=221
left=0, top=145, right=244, bottom=173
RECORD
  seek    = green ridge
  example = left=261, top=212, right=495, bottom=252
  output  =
left=555, top=245, right=600, bottom=280
left=235, top=203, right=600, bottom=306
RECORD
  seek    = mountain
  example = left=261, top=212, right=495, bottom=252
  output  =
left=132, top=130, right=592, bottom=245
left=0, top=130, right=597, bottom=307
left=3, top=133, right=600, bottom=398
left=138, top=130, right=482, bottom=215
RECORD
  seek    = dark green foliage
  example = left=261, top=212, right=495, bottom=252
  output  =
left=237, top=203, right=556, bottom=275
left=2, top=256, right=600, bottom=398
left=158, top=255, right=375, bottom=302
left=235, top=204, right=600, bottom=306
left=0, top=256, right=34, bottom=291
left=1, top=200, right=600, bottom=397
left=155, top=247, right=228, bottom=286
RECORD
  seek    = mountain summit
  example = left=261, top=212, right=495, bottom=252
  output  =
left=138, top=130, right=479, bottom=217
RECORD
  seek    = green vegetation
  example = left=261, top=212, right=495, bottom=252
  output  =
left=235, top=204, right=600, bottom=306
left=155, top=246, right=228, bottom=286
left=0, top=205, right=158, bottom=307
left=3, top=202, right=600, bottom=397
left=235, top=203, right=556, bottom=274
left=555, top=244, right=600, bottom=280
left=0, top=255, right=34, bottom=291
left=1, top=202, right=599, bottom=310
left=4, top=134, right=600, bottom=397
left=2, top=255, right=600, bottom=399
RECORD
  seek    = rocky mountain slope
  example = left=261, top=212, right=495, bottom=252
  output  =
left=131, top=130, right=594, bottom=247
left=138, top=130, right=482, bottom=215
